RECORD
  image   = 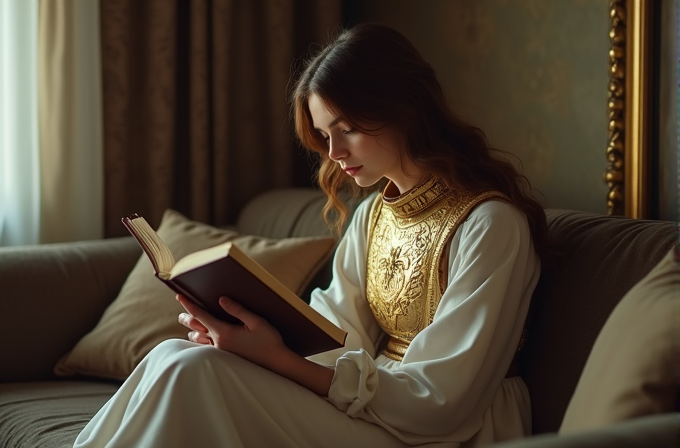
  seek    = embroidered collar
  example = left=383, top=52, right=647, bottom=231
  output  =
left=381, top=175, right=450, bottom=219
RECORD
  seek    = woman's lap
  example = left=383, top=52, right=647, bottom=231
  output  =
left=75, top=339, right=406, bottom=448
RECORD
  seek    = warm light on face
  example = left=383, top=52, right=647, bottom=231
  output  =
left=307, top=94, right=426, bottom=194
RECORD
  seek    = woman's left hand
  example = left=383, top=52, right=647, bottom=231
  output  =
left=176, top=294, right=290, bottom=370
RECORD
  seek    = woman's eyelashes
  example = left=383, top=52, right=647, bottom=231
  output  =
left=318, top=127, right=355, bottom=146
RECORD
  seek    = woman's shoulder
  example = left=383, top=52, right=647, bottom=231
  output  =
left=448, top=199, right=534, bottom=259
left=470, top=198, right=523, bottom=217
left=462, top=199, right=529, bottom=233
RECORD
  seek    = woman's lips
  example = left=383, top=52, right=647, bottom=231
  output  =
left=344, top=166, right=362, bottom=176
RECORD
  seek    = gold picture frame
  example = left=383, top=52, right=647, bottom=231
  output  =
left=606, top=0, right=654, bottom=218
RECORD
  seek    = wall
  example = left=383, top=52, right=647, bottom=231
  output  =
left=346, top=0, right=611, bottom=213
left=656, top=0, right=679, bottom=221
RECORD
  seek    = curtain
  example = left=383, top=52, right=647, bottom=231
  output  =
left=100, top=0, right=342, bottom=238
left=39, top=0, right=104, bottom=243
left=0, top=0, right=40, bottom=246
left=0, top=0, right=102, bottom=247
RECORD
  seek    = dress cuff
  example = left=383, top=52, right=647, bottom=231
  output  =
left=327, top=349, right=378, bottom=416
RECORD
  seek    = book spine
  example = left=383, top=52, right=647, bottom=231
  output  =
left=156, top=275, right=196, bottom=307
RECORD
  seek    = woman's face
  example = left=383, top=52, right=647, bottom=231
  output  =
left=307, top=93, right=425, bottom=194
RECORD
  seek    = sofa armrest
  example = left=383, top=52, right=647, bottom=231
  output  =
left=491, top=413, right=680, bottom=448
left=0, top=237, right=141, bottom=382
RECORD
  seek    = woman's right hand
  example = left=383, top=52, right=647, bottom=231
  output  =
left=175, top=294, right=333, bottom=396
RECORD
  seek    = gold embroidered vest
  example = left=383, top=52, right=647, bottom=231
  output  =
left=366, top=176, right=506, bottom=361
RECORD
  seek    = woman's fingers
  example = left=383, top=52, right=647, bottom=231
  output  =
left=188, top=330, right=213, bottom=346
left=176, top=294, right=240, bottom=348
left=178, top=312, right=209, bottom=333
left=176, top=295, right=284, bottom=360
left=176, top=294, right=222, bottom=329
left=218, top=296, right=261, bottom=328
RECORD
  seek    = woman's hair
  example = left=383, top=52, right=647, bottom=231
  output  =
left=291, top=23, right=550, bottom=259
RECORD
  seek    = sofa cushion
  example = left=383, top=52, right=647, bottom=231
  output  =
left=0, top=381, right=119, bottom=448
left=54, top=209, right=336, bottom=381
left=492, top=413, right=680, bottom=448
left=558, top=247, right=680, bottom=433
left=521, top=210, right=677, bottom=433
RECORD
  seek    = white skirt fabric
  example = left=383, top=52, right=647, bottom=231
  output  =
left=74, top=340, right=531, bottom=448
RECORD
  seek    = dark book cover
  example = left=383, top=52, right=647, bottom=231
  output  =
left=164, top=256, right=345, bottom=357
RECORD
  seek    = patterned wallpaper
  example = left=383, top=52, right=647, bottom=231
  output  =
left=350, top=0, right=610, bottom=213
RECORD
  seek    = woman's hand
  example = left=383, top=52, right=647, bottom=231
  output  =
left=176, top=294, right=335, bottom=396
left=176, top=294, right=288, bottom=369
left=177, top=300, right=213, bottom=346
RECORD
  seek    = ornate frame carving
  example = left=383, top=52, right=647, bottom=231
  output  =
left=606, top=0, right=653, bottom=218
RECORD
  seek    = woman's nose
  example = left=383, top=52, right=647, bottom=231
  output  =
left=328, top=138, right=347, bottom=162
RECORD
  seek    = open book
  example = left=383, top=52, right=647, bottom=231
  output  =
left=122, top=214, right=347, bottom=357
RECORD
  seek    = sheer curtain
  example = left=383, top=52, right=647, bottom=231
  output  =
left=0, top=0, right=103, bottom=247
left=0, top=0, right=40, bottom=246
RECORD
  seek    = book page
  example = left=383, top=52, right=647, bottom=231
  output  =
left=170, top=242, right=233, bottom=278
left=126, top=217, right=175, bottom=278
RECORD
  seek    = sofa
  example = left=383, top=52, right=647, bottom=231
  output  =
left=1, top=187, right=677, bottom=448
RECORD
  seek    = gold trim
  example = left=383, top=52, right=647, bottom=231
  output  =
left=606, top=0, right=653, bottom=218
left=624, top=0, right=651, bottom=218
left=606, top=0, right=626, bottom=216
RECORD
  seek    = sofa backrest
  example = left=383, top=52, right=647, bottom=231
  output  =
left=522, top=210, right=677, bottom=434
left=236, top=188, right=335, bottom=239
left=236, top=187, right=361, bottom=300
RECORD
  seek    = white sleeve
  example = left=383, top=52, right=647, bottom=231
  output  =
left=306, top=195, right=383, bottom=366
left=324, top=200, right=541, bottom=438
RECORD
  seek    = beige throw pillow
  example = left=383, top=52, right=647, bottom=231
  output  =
left=55, top=209, right=336, bottom=381
left=559, top=247, right=680, bottom=433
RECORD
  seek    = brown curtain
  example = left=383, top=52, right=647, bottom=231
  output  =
left=100, top=0, right=341, bottom=237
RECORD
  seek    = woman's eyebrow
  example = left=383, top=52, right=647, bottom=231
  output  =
left=316, top=116, right=343, bottom=132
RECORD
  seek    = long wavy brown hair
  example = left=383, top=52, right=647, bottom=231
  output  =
left=291, top=23, right=550, bottom=259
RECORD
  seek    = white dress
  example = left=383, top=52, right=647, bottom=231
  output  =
left=74, top=196, right=540, bottom=448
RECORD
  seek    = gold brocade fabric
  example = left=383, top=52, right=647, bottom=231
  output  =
left=366, top=176, right=505, bottom=361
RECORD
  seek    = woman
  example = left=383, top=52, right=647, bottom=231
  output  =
left=75, top=23, right=548, bottom=447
